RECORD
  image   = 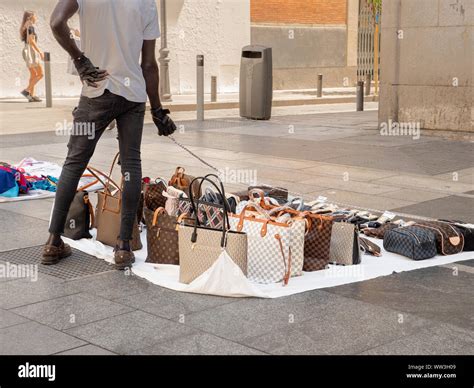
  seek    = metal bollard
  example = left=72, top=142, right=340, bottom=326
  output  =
left=44, top=52, right=52, bottom=108
left=196, top=55, right=204, bottom=121
left=365, top=73, right=371, bottom=96
left=211, top=76, right=217, bottom=102
left=317, top=74, right=323, bottom=98
left=356, top=81, right=364, bottom=111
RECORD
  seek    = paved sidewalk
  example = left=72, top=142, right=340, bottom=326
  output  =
left=0, top=106, right=473, bottom=355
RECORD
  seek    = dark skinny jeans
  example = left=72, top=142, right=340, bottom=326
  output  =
left=49, top=89, right=145, bottom=241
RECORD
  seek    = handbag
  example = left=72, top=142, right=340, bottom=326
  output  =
left=89, top=154, right=142, bottom=251
left=63, top=170, right=98, bottom=240
left=440, top=220, right=474, bottom=251
left=229, top=203, right=306, bottom=285
left=363, top=223, right=398, bottom=239
left=248, top=184, right=288, bottom=204
left=384, top=226, right=437, bottom=260
left=329, top=221, right=360, bottom=265
left=178, top=174, right=247, bottom=284
left=303, top=213, right=334, bottom=271
left=413, top=221, right=464, bottom=255
left=144, top=177, right=168, bottom=211
left=169, top=167, right=201, bottom=198
left=144, top=207, right=187, bottom=265
left=359, top=237, right=382, bottom=257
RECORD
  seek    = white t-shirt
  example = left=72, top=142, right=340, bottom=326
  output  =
left=76, top=0, right=160, bottom=102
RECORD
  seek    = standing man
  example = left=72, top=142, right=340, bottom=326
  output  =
left=44, top=0, right=176, bottom=269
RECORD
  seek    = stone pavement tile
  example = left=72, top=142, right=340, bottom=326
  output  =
left=182, top=291, right=355, bottom=342
left=300, top=176, right=399, bottom=195
left=254, top=178, right=328, bottom=195
left=323, top=148, right=473, bottom=176
left=0, top=198, right=54, bottom=222
left=0, top=321, right=86, bottom=355
left=113, top=286, right=237, bottom=320
left=11, top=293, right=134, bottom=331
left=245, top=156, right=321, bottom=170
left=0, top=308, right=29, bottom=329
left=0, top=274, right=79, bottom=309
left=0, top=209, right=51, bottom=251
left=326, top=134, right=440, bottom=147
left=392, top=195, right=474, bottom=222
left=300, top=164, right=398, bottom=182
left=240, top=296, right=431, bottom=355
left=453, top=260, right=474, bottom=268
left=313, top=189, right=417, bottom=210
left=379, top=189, right=449, bottom=203
left=65, top=310, right=196, bottom=354
left=325, top=267, right=474, bottom=330
left=434, top=167, right=474, bottom=185
left=56, top=344, right=116, bottom=355
left=373, top=175, right=474, bottom=194
left=66, top=271, right=155, bottom=301
left=130, top=332, right=266, bottom=355
left=360, top=324, right=474, bottom=355
left=257, top=168, right=328, bottom=184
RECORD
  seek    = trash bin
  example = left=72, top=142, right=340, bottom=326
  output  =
left=239, top=45, right=273, bottom=120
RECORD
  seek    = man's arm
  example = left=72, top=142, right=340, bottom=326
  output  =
left=141, top=40, right=161, bottom=110
left=50, top=0, right=82, bottom=59
left=50, top=0, right=107, bottom=87
left=142, top=40, right=176, bottom=136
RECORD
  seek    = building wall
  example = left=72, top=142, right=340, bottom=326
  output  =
left=379, top=0, right=473, bottom=132
left=250, top=0, right=359, bottom=89
left=0, top=0, right=250, bottom=98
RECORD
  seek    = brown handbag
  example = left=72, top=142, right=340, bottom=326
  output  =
left=88, top=154, right=142, bottom=251
left=169, top=167, right=201, bottom=198
left=413, top=221, right=464, bottom=255
left=144, top=178, right=168, bottom=211
left=303, top=213, right=334, bottom=271
left=144, top=207, right=185, bottom=265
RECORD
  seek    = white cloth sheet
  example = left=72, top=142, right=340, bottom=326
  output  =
left=64, top=229, right=474, bottom=299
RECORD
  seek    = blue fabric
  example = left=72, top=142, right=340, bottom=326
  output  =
left=31, top=176, right=58, bottom=192
left=0, top=182, right=19, bottom=197
left=0, top=168, right=17, bottom=195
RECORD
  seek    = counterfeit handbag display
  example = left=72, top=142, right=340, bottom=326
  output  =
left=413, top=221, right=464, bottom=255
left=329, top=221, right=360, bottom=265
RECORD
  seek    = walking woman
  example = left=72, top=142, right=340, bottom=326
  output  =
left=20, top=11, right=44, bottom=102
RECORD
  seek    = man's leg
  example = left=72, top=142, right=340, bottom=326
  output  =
left=45, top=93, right=115, bottom=263
left=114, top=101, right=145, bottom=253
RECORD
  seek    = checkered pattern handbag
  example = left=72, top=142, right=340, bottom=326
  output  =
left=229, top=204, right=305, bottom=284
left=303, top=213, right=334, bottom=271
left=329, top=222, right=360, bottom=265
left=177, top=198, right=224, bottom=229
left=383, top=226, right=437, bottom=260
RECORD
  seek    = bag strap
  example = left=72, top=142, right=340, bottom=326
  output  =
left=275, top=234, right=291, bottom=286
left=87, top=165, right=121, bottom=195
left=188, top=174, right=230, bottom=248
left=152, top=207, right=167, bottom=226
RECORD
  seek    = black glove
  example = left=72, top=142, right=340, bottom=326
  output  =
left=151, top=107, right=177, bottom=136
left=73, top=54, right=108, bottom=87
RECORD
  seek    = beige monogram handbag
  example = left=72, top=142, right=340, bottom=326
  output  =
left=329, top=222, right=360, bottom=265
left=178, top=175, right=247, bottom=284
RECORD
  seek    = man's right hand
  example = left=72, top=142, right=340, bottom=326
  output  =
left=73, top=54, right=108, bottom=87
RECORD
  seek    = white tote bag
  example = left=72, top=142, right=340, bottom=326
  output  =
left=229, top=204, right=305, bottom=285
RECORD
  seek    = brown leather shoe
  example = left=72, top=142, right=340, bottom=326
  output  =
left=42, top=240, right=72, bottom=265
left=114, top=249, right=135, bottom=270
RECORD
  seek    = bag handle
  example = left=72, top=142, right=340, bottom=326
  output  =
left=248, top=188, right=277, bottom=210
left=188, top=174, right=231, bottom=248
left=152, top=207, right=167, bottom=226
left=87, top=166, right=121, bottom=195
left=275, top=234, right=291, bottom=286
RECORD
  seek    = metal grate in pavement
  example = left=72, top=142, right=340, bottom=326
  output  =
left=0, top=245, right=114, bottom=280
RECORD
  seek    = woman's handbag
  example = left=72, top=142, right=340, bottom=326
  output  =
left=144, top=207, right=184, bottom=265
left=303, top=213, right=334, bottom=271
left=169, top=167, right=201, bottom=198
left=178, top=175, right=247, bottom=284
left=413, top=221, right=464, bottom=255
left=329, top=221, right=361, bottom=265
left=229, top=203, right=306, bottom=285
left=63, top=170, right=98, bottom=240
left=248, top=184, right=288, bottom=204
left=144, top=177, right=168, bottom=211
left=383, top=226, right=437, bottom=260
left=89, top=154, right=142, bottom=251
left=440, top=220, right=474, bottom=251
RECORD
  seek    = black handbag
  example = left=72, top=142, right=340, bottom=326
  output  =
left=64, top=191, right=95, bottom=240
left=383, top=226, right=437, bottom=260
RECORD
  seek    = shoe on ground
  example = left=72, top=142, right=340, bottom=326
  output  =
left=42, top=240, right=72, bottom=265
left=20, top=90, right=34, bottom=102
left=114, top=248, right=135, bottom=270
left=31, top=96, right=42, bottom=102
